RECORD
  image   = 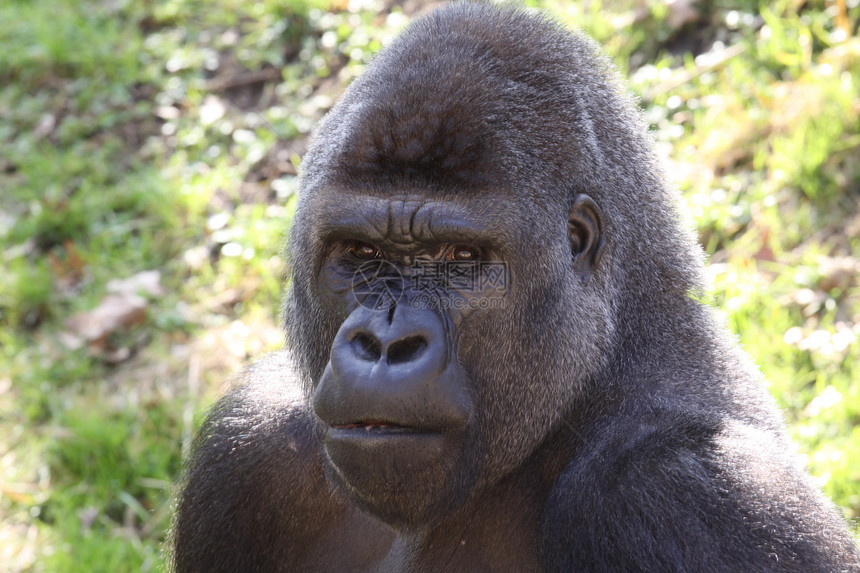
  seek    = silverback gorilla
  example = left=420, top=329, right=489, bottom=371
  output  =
left=170, top=3, right=860, bottom=571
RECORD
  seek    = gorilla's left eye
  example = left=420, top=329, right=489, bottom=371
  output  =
left=447, top=245, right=481, bottom=262
left=348, top=242, right=382, bottom=260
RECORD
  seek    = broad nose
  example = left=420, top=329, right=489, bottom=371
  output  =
left=313, top=301, right=472, bottom=433
left=333, top=303, right=446, bottom=376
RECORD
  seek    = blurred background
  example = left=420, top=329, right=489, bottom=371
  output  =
left=0, top=0, right=857, bottom=570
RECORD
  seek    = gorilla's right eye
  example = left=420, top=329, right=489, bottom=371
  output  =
left=348, top=242, right=382, bottom=260
left=447, top=245, right=482, bottom=262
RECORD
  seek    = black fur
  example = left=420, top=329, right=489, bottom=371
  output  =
left=170, top=3, right=860, bottom=571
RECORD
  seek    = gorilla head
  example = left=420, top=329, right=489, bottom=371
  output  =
left=284, top=3, right=703, bottom=530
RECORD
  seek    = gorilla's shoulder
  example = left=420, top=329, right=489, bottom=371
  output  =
left=542, top=411, right=736, bottom=567
left=542, top=410, right=855, bottom=571
left=171, top=353, right=365, bottom=571
left=557, top=406, right=724, bottom=487
left=187, top=350, right=316, bottom=471
left=550, top=406, right=799, bottom=503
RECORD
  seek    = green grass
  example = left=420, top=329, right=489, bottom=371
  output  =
left=0, top=0, right=858, bottom=570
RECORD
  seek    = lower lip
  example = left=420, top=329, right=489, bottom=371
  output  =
left=323, top=428, right=453, bottom=499
left=325, top=427, right=448, bottom=459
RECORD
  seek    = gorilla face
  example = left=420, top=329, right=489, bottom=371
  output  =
left=310, top=192, right=510, bottom=527
left=296, top=182, right=607, bottom=529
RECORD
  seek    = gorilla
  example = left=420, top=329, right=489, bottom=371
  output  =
left=170, top=3, right=860, bottom=571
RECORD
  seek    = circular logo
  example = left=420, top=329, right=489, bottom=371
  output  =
left=352, top=259, right=404, bottom=310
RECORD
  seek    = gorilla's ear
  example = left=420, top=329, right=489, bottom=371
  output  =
left=568, top=194, right=605, bottom=281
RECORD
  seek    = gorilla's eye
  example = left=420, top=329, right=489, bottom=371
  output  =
left=447, top=245, right=481, bottom=262
left=348, top=242, right=382, bottom=260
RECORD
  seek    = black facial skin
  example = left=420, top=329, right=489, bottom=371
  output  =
left=169, top=4, right=860, bottom=572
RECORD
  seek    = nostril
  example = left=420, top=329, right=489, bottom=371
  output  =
left=387, top=335, right=428, bottom=365
left=350, top=332, right=382, bottom=361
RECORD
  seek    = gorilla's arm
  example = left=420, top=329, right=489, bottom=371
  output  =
left=169, top=352, right=392, bottom=572
left=542, top=409, right=860, bottom=573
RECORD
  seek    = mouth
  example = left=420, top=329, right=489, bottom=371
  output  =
left=322, top=420, right=453, bottom=510
left=330, top=420, right=424, bottom=434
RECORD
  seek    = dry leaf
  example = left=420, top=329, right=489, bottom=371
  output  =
left=64, top=293, right=148, bottom=349
left=106, top=270, right=164, bottom=298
